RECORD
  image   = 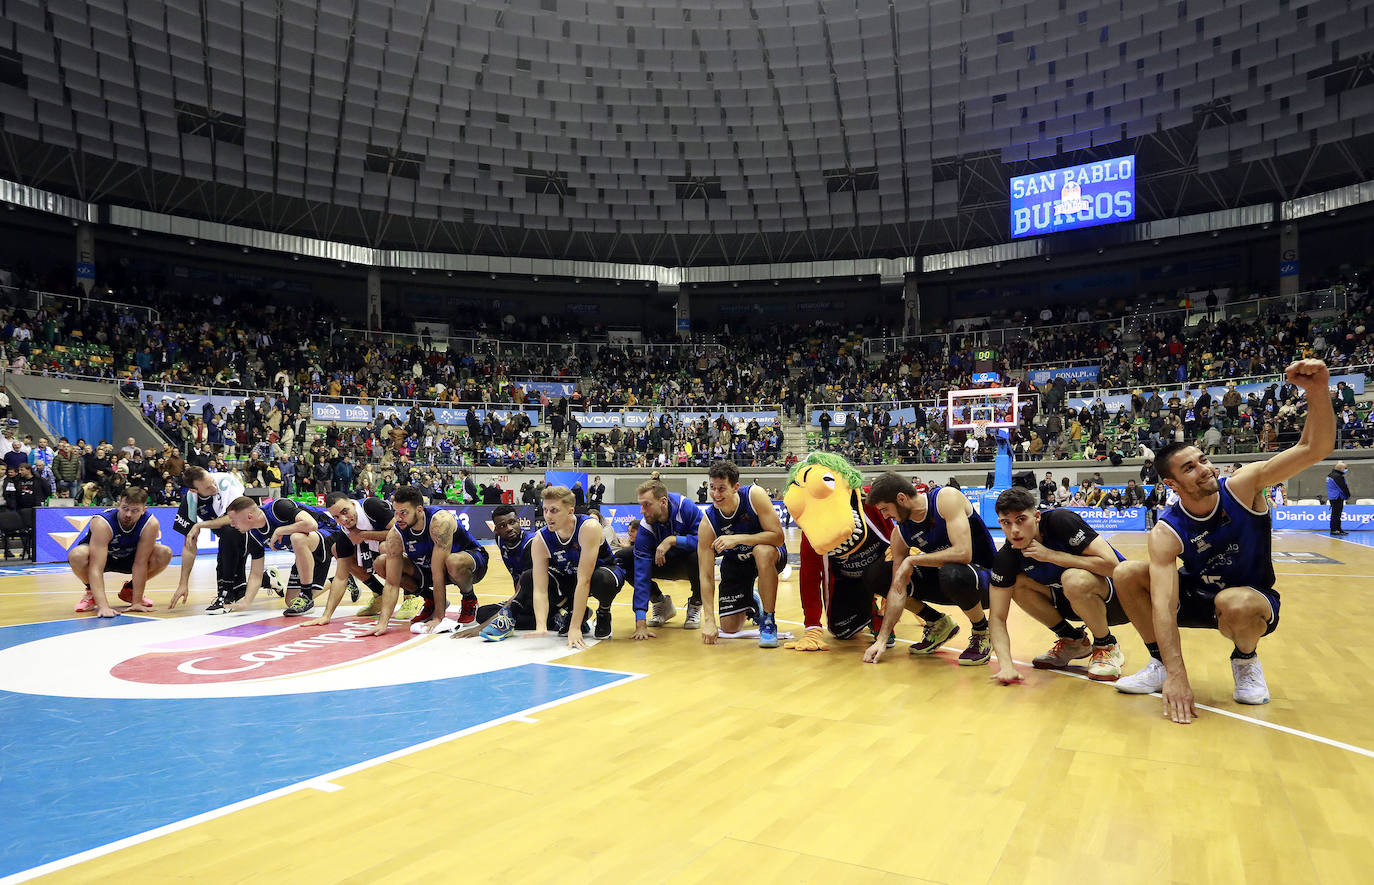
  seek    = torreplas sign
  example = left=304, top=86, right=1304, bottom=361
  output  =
left=1010, top=156, right=1136, bottom=238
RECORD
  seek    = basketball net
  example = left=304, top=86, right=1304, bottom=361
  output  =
left=972, top=420, right=989, bottom=440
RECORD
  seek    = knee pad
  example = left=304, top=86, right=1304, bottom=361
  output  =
left=937, top=563, right=983, bottom=609
left=589, top=569, right=622, bottom=604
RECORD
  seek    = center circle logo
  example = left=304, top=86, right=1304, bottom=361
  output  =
left=111, top=617, right=414, bottom=684
left=0, top=613, right=586, bottom=699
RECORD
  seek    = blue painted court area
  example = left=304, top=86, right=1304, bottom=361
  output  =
left=1325, top=530, right=1374, bottom=550
left=0, top=618, right=631, bottom=879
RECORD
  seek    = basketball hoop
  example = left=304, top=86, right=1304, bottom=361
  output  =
left=972, top=420, right=989, bottom=440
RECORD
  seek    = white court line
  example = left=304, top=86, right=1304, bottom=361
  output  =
left=542, top=660, right=648, bottom=678
left=769, top=616, right=1374, bottom=761
left=306, top=782, right=344, bottom=793
left=1027, top=661, right=1374, bottom=759
left=0, top=669, right=646, bottom=885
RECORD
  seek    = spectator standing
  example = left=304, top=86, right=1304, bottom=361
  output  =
left=1038, top=472, right=1057, bottom=507
left=3, top=441, right=28, bottom=471
left=52, top=442, right=82, bottom=498
left=1327, top=461, right=1351, bottom=536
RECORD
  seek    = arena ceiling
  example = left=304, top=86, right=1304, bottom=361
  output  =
left=2, top=0, right=1374, bottom=266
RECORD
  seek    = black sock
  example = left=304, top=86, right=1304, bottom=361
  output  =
left=917, top=604, right=943, bottom=622
left=1230, top=647, right=1257, bottom=660
left=969, top=618, right=988, bottom=632
left=1051, top=619, right=1085, bottom=640
left=1145, top=641, right=1162, bottom=661
left=364, top=575, right=384, bottom=593
left=1092, top=632, right=1117, bottom=647
left=460, top=589, right=477, bottom=600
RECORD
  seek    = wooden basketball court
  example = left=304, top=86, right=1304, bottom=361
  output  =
left=2, top=528, right=1371, bottom=884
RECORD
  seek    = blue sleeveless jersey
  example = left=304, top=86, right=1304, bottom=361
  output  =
left=77, top=509, right=151, bottom=562
left=400, top=505, right=449, bottom=571
left=247, top=500, right=338, bottom=551
left=705, top=484, right=787, bottom=561
left=896, top=488, right=997, bottom=568
left=301, top=503, right=340, bottom=537
left=1158, top=477, right=1275, bottom=590
left=498, top=531, right=534, bottom=579
left=539, top=514, right=618, bottom=579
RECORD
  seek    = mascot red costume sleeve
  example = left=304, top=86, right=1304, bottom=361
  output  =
left=781, top=452, right=894, bottom=651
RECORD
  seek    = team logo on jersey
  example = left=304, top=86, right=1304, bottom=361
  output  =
left=1068, top=530, right=1087, bottom=546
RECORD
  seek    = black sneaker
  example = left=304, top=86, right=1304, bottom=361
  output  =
left=205, top=597, right=228, bottom=615
left=594, top=607, right=612, bottom=640
left=284, top=594, right=315, bottom=617
left=555, top=608, right=593, bottom=636
left=348, top=578, right=361, bottom=603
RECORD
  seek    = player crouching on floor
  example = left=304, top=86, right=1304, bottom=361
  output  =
left=70, top=486, right=172, bottom=616
left=986, top=487, right=1130, bottom=684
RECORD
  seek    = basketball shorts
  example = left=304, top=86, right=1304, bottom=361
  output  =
left=825, top=555, right=891, bottom=639
left=1177, top=574, right=1280, bottom=636
left=718, top=548, right=785, bottom=617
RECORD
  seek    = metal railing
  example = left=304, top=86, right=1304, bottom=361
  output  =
left=806, top=393, right=1041, bottom=421
left=1052, top=362, right=1374, bottom=403
left=864, top=285, right=1351, bottom=358
left=310, top=393, right=786, bottom=423
left=0, top=284, right=161, bottom=324
left=338, top=326, right=723, bottom=362
left=0, top=366, right=284, bottom=404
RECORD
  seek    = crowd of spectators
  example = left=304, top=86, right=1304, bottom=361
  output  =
left=1, top=260, right=1372, bottom=486
left=0, top=425, right=239, bottom=509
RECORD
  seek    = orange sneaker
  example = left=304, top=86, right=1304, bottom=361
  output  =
left=1087, top=643, right=1125, bottom=681
left=116, top=581, right=154, bottom=607
left=1032, top=635, right=1092, bottom=669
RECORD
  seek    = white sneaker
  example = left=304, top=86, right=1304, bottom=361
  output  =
left=683, top=602, right=702, bottom=629
left=1115, top=658, right=1167, bottom=694
left=1231, top=657, right=1270, bottom=705
left=647, top=594, right=675, bottom=627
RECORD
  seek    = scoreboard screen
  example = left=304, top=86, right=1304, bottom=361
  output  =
left=1010, top=156, right=1136, bottom=238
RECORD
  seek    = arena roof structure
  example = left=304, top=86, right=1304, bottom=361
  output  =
left=2, top=0, right=1374, bottom=266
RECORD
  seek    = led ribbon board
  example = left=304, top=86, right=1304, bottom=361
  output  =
left=1009, top=155, right=1136, bottom=238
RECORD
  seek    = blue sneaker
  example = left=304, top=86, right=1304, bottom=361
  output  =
left=749, top=592, right=765, bottom=625
left=480, top=609, right=515, bottom=642
left=759, top=615, right=779, bottom=648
